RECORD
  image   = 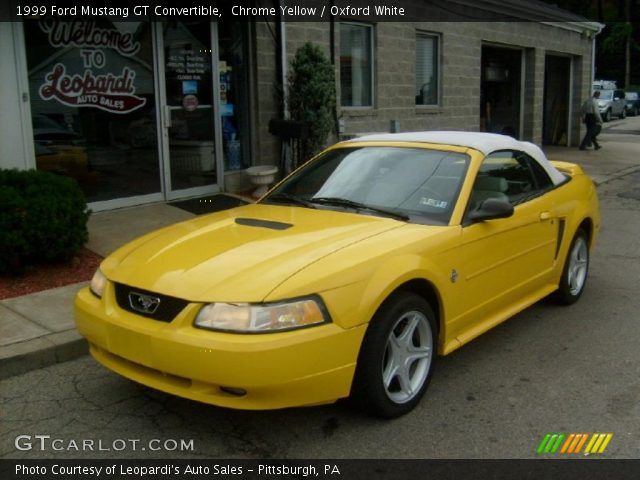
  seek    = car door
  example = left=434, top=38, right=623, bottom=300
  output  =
left=613, top=90, right=626, bottom=116
left=447, top=150, right=559, bottom=343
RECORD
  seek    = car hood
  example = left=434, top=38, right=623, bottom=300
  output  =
left=102, top=203, right=404, bottom=302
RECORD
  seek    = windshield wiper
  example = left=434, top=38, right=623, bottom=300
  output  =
left=263, top=193, right=317, bottom=209
left=310, top=197, right=409, bottom=221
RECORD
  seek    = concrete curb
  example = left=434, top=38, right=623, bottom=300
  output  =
left=0, top=330, right=88, bottom=380
left=593, top=164, right=640, bottom=186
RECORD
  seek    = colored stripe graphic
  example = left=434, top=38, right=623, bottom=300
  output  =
left=538, top=433, right=613, bottom=454
left=537, top=433, right=565, bottom=454
left=584, top=433, right=613, bottom=454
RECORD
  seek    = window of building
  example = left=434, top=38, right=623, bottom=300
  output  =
left=340, top=23, right=373, bottom=107
left=416, top=32, right=439, bottom=106
left=24, top=20, right=161, bottom=204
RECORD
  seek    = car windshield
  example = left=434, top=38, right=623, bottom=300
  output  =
left=598, top=90, right=614, bottom=100
left=626, top=92, right=638, bottom=100
left=263, top=146, right=470, bottom=225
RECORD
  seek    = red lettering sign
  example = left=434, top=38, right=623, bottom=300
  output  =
left=39, top=64, right=146, bottom=114
left=39, top=19, right=140, bottom=56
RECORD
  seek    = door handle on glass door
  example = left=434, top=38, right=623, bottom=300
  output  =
left=164, top=105, right=172, bottom=129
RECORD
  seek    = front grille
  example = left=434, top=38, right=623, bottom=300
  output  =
left=114, top=283, right=189, bottom=322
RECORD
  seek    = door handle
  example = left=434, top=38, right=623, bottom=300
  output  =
left=164, top=105, right=172, bottom=129
left=539, top=211, right=552, bottom=221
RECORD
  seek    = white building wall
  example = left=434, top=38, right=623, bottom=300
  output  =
left=0, top=22, right=34, bottom=170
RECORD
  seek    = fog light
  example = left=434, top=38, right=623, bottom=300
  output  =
left=219, top=386, right=247, bottom=397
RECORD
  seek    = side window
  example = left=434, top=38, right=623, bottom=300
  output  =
left=516, top=152, right=552, bottom=192
left=469, top=150, right=551, bottom=210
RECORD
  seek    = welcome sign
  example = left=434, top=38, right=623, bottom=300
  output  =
left=37, top=20, right=147, bottom=114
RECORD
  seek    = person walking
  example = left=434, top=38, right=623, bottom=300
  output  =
left=579, top=91, right=603, bottom=150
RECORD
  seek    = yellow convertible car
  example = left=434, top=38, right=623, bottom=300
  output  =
left=75, top=132, right=600, bottom=417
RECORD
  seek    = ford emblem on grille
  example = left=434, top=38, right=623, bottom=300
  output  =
left=128, top=291, right=161, bottom=314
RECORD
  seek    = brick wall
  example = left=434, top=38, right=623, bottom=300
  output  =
left=252, top=21, right=594, bottom=167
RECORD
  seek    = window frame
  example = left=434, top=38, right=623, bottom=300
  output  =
left=513, top=151, right=553, bottom=194
left=415, top=31, right=441, bottom=107
left=463, top=149, right=555, bottom=222
left=339, top=21, right=375, bottom=109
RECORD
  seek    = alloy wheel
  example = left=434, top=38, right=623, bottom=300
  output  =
left=382, top=311, right=433, bottom=404
left=568, top=235, right=588, bottom=296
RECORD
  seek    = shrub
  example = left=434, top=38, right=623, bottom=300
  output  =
left=0, top=169, right=90, bottom=274
left=287, top=42, right=336, bottom=162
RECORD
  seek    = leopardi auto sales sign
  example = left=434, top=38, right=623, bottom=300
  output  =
left=38, top=19, right=146, bottom=114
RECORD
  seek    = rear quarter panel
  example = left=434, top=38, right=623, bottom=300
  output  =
left=548, top=161, right=601, bottom=273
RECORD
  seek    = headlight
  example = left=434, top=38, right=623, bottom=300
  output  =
left=90, top=268, right=107, bottom=298
left=194, top=297, right=329, bottom=333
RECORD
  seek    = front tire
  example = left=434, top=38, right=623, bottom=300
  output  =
left=554, top=229, right=590, bottom=305
left=603, top=109, right=611, bottom=122
left=620, top=108, right=626, bottom=119
left=351, top=292, right=437, bottom=418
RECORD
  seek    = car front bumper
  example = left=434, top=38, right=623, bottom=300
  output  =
left=74, top=285, right=366, bottom=410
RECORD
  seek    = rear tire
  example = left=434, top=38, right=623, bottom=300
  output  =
left=351, top=292, right=437, bottom=418
left=620, top=108, right=626, bottom=119
left=603, top=109, right=611, bottom=122
left=554, top=229, right=590, bottom=305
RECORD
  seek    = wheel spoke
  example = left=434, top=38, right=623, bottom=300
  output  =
left=572, top=247, right=580, bottom=263
left=388, top=331, right=401, bottom=350
left=568, top=266, right=575, bottom=287
left=407, top=345, right=431, bottom=364
left=397, top=367, right=413, bottom=396
left=382, top=360, right=399, bottom=389
left=570, top=269, right=578, bottom=290
left=396, top=315, right=420, bottom=347
left=383, top=338, right=400, bottom=390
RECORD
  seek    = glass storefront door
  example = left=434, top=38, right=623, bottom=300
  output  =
left=158, top=21, right=222, bottom=198
left=24, top=20, right=252, bottom=209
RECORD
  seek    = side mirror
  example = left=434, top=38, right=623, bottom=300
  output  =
left=468, top=198, right=514, bottom=222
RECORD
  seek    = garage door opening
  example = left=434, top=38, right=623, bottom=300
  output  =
left=543, top=55, right=571, bottom=145
left=480, top=46, right=522, bottom=139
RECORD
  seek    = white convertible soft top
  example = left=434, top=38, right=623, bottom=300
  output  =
left=347, top=131, right=567, bottom=186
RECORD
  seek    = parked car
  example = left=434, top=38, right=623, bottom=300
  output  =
left=32, top=114, right=88, bottom=175
left=596, top=89, right=626, bottom=121
left=624, top=91, right=640, bottom=116
left=593, top=79, right=617, bottom=90
left=75, top=132, right=600, bottom=418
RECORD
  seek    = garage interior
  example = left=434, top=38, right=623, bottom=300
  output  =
left=543, top=55, right=571, bottom=145
left=480, top=45, right=522, bottom=139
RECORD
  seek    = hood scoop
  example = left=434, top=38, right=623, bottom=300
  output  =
left=235, top=217, right=293, bottom=230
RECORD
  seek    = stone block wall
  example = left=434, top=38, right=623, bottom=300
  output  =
left=251, top=21, right=594, bottom=167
